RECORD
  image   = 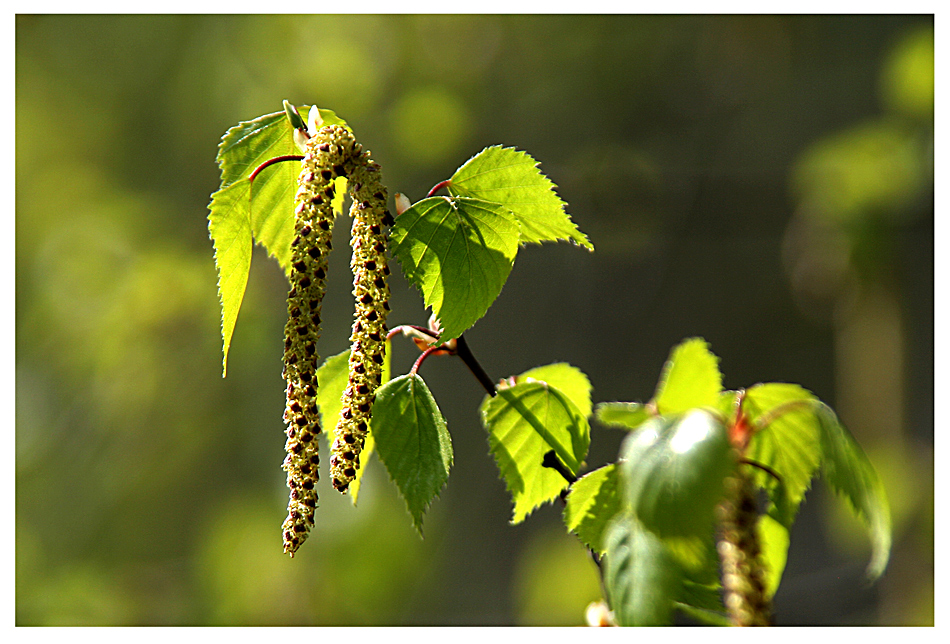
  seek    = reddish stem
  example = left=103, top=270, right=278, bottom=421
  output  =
left=248, top=155, right=304, bottom=183
left=410, top=346, right=441, bottom=375
left=426, top=179, right=452, bottom=198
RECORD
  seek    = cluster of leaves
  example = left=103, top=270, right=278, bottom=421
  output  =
left=208, top=103, right=592, bottom=514
left=563, top=338, right=891, bottom=625
left=209, top=104, right=890, bottom=625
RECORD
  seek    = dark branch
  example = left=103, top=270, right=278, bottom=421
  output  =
left=454, top=335, right=496, bottom=397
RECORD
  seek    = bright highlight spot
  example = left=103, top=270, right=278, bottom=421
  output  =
left=670, top=411, right=713, bottom=454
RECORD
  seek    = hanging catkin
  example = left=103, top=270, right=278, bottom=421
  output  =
left=329, top=156, right=393, bottom=494
left=280, top=124, right=360, bottom=555
left=717, top=470, right=772, bottom=626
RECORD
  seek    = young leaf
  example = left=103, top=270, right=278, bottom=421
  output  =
left=516, top=362, right=593, bottom=418
left=742, top=383, right=822, bottom=527
left=594, top=401, right=651, bottom=430
left=316, top=340, right=391, bottom=504
left=208, top=181, right=253, bottom=377
left=652, top=338, right=723, bottom=416
left=603, top=514, right=680, bottom=626
left=563, top=463, right=622, bottom=555
left=390, top=196, right=521, bottom=342
left=620, top=411, right=734, bottom=538
left=757, top=514, right=790, bottom=599
left=480, top=381, right=591, bottom=523
left=209, top=106, right=346, bottom=375
left=448, top=146, right=593, bottom=250
left=371, top=373, right=453, bottom=534
left=814, top=403, right=892, bottom=580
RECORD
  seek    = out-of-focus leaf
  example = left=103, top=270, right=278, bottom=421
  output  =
left=815, top=403, right=891, bottom=580
left=603, top=515, right=680, bottom=626
left=371, top=373, right=452, bottom=534
left=652, top=338, right=723, bottom=416
left=743, top=383, right=821, bottom=527
left=594, top=401, right=651, bottom=430
left=563, top=464, right=622, bottom=555
left=620, top=411, right=734, bottom=538
left=757, top=514, right=790, bottom=598
left=481, top=381, right=590, bottom=523
left=390, top=196, right=520, bottom=343
left=448, top=145, right=593, bottom=250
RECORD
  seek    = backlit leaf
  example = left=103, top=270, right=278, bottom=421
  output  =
left=594, top=401, right=651, bottom=431
left=448, top=146, right=593, bottom=250
left=209, top=105, right=347, bottom=375
left=563, top=464, right=622, bottom=554
left=815, top=403, right=891, bottom=580
left=516, top=362, right=593, bottom=419
left=390, top=196, right=521, bottom=342
left=652, top=338, right=723, bottom=416
left=316, top=340, right=391, bottom=504
left=742, top=383, right=821, bottom=527
left=480, top=381, right=590, bottom=523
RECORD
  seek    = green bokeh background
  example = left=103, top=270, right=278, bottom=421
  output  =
left=16, top=15, right=933, bottom=625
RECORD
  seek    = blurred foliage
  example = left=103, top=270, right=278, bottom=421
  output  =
left=16, top=15, right=931, bottom=625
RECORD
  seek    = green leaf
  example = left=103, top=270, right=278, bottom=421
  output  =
left=516, top=362, right=593, bottom=419
left=480, top=381, right=591, bottom=523
left=652, top=338, right=723, bottom=415
left=316, top=340, right=391, bottom=504
left=563, top=464, right=622, bottom=555
left=742, top=383, right=822, bottom=527
left=594, top=401, right=651, bottom=431
left=208, top=181, right=252, bottom=377
left=371, top=373, right=452, bottom=534
left=814, top=403, right=892, bottom=580
left=209, top=106, right=347, bottom=375
left=757, top=514, right=790, bottom=599
left=448, top=146, right=593, bottom=250
left=603, top=514, right=680, bottom=626
left=620, top=411, right=734, bottom=538
left=390, top=196, right=521, bottom=342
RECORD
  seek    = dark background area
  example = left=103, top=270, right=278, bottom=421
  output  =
left=16, top=14, right=933, bottom=625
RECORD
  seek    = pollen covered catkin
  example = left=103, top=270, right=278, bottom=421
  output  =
left=717, top=471, right=771, bottom=626
left=280, top=125, right=359, bottom=555
left=329, top=157, right=393, bottom=494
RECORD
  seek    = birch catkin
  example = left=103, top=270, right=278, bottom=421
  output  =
left=329, top=158, right=393, bottom=493
left=717, top=471, right=772, bottom=626
left=280, top=125, right=358, bottom=555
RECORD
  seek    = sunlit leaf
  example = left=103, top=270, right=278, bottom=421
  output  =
left=316, top=340, right=391, bottom=504
left=563, top=464, right=622, bottom=555
left=209, top=106, right=347, bottom=375
left=742, top=383, right=821, bottom=527
left=620, top=411, right=733, bottom=538
left=603, top=514, right=680, bottom=626
left=448, top=146, right=593, bottom=250
left=815, top=403, right=892, bottom=580
left=516, top=362, right=593, bottom=419
left=208, top=181, right=252, bottom=377
left=594, top=401, right=651, bottom=430
left=652, top=338, right=723, bottom=416
left=480, top=381, right=590, bottom=523
left=371, top=373, right=452, bottom=534
left=390, top=196, right=520, bottom=342
left=757, top=514, right=790, bottom=598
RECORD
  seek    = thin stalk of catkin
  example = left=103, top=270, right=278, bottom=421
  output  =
left=329, top=156, right=393, bottom=493
left=280, top=125, right=359, bottom=556
left=717, top=469, right=772, bottom=626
